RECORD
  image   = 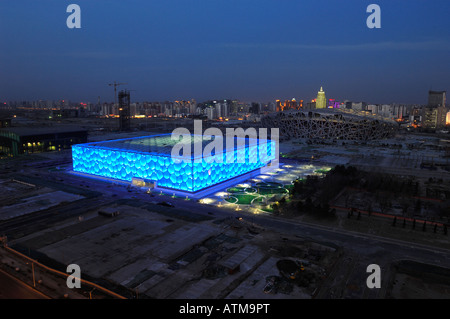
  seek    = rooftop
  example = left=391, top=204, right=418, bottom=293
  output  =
left=76, top=133, right=272, bottom=159
left=0, top=125, right=87, bottom=136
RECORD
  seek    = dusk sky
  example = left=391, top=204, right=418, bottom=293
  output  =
left=0, top=0, right=449, bottom=104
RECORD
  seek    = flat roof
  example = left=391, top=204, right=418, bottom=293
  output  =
left=0, top=125, right=87, bottom=137
left=76, top=133, right=272, bottom=158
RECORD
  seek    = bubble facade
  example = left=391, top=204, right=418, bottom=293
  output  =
left=72, top=135, right=275, bottom=192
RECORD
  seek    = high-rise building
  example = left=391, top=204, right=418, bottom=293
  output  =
left=221, top=103, right=228, bottom=118
left=118, top=90, right=131, bottom=131
left=215, top=103, right=222, bottom=118
left=316, top=87, right=327, bottom=109
left=428, top=90, right=446, bottom=107
left=422, top=90, right=448, bottom=129
left=276, top=100, right=282, bottom=112
left=189, top=99, right=197, bottom=115
left=206, top=107, right=215, bottom=120
left=250, top=102, right=260, bottom=114
left=268, top=102, right=277, bottom=112
left=422, top=106, right=447, bottom=129
left=351, top=102, right=368, bottom=112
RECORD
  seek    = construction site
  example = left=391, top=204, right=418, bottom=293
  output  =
left=1, top=200, right=339, bottom=299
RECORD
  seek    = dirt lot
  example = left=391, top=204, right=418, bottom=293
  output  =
left=8, top=204, right=339, bottom=299
left=387, top=260, right=450, bottom=299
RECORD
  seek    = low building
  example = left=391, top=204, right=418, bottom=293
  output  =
left=0, top=117, right=12, bottom=128
left=0, top=126, right=88, bottom=157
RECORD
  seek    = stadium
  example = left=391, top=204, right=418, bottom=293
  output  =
left=261, top=109, right=398, bottom=140
left=72, top=134, right=277, bottom=195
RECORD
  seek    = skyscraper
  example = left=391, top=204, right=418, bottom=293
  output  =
left=423, top=90, right=447, bottom=129
left=316, top=87, right=327, bottom=109
left=118, top=90, right=131, bottom=131
left=428, top=90, right=446, bottom=107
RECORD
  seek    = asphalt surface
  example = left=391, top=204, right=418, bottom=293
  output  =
left=0, top=269, right=48, bottom=299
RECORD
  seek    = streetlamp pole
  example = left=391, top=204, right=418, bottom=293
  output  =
left=32, top=262, right=36, bottom=287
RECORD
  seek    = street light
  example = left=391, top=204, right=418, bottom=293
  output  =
left=89, top=288, right=95, bottom=299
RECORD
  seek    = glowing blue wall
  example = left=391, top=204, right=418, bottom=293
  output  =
left=72, top=139, right=275, bottom=192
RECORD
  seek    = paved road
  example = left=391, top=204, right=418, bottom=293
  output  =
left=54, top=167, right=450, bottom=269
left=254, top=214, right=450, bottom=265
left=247, top=213, right=450, bottom=298
left=0, top=269, right=48, bottom=299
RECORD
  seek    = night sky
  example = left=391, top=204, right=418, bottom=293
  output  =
left=0, top=0, right=449, bottom=104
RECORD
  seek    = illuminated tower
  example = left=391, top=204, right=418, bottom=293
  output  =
left=316, top=87, right=327, bottom=109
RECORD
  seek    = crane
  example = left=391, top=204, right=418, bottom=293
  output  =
left=108, top=81, right=128, bottom=107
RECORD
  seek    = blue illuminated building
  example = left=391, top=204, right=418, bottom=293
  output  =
left=72, top=134, right=276, bottom=193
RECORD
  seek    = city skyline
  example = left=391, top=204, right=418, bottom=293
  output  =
left=1, top=86, right=447, bottom=107
left=0, top=0, right=449, bottom=104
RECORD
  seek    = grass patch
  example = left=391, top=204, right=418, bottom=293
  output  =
left=225, top=194, right=259, bottom=205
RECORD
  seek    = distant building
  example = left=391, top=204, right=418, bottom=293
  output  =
left=410, top=107, right=422, bottom=126
left=268, top=101, right=277, bottom=112
left=316, top=87, right=327, bottom=109
left=189, top=99, right=197, bottom=115
left=422, top=90, right=448, bottom=129
left=422, top=106, right=447, bottom=129
left=206, top=107, right=214, bottom=120
left=250, top=102, right=260, bottom=114
left=0, top=117, right=11, bottom=128
left=428, top=90, right=446, bottom=107
left=305, top=100, right=316, bottom=110
left=118, top=90, right=131, bottom=131
left=351, top=102, right=367, bottom=112
left=0, top=126, right=88, bottom=157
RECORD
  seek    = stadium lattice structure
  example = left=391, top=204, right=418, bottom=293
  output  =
left=261, top=109, right=398, bottom=140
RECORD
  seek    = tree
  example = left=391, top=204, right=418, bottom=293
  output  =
left=297, top=201, right=304, bottom=213
left=322, top=203, right=330, bottom=215
left=414, top=200, right=422, bottom=215
left=366, top=203, right=373, bottom=217
left=330, top=208, right=337, bottom=217
left=304, top=197, right=313, bottom=213
left=344, top=193, right=352, bottom=209
left=399, top=197, right=410, bottom=216
left=272, top=203, right=279, bottom=214
left=377, top=191, right=391, bottom=215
